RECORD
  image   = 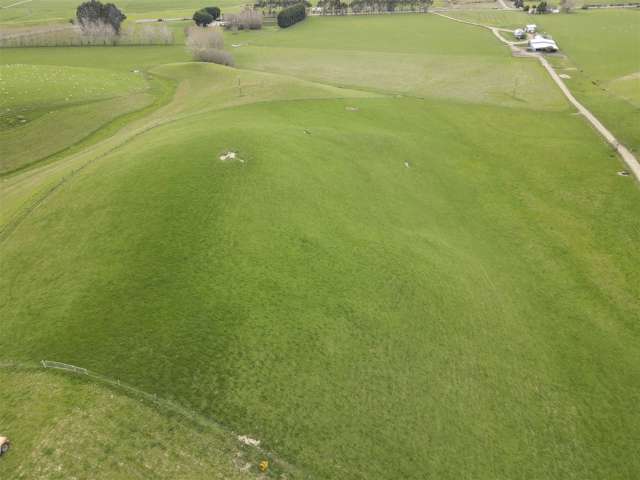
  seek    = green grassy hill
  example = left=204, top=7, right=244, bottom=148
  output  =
left=1, top=12, right=639, bottom=480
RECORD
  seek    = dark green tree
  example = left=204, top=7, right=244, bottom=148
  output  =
left=204, top=6, right=221, bottom=19
left=193, top=9, right=214, bottom=26
left=76, top=1, right=126, bottom=33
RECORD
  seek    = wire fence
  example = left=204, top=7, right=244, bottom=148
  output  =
left=41, top=360, right=88, bottom=375
left=40, top=359, right=212, bottom=428
left=1, top=358, right=303, bottom=475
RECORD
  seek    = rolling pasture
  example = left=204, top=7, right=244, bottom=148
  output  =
left=1, top=10, right=640, bottom=480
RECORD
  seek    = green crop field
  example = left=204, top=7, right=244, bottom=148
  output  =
left=1, top=8, right=639, bottom=480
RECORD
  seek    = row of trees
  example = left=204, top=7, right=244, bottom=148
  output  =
left=513, top=0, right=574, bottom=12
left=0, top=23, right=173, bottom=48
left=277, top=3, right=307, bottom=27
left=192, top=5, right=263, bottom=30
left=522, top=1, right=548, bottom=12
left=193, top=6, right=221, bottom=26
left=316, top=0, right=432, bottom=14
left=253, top=0, right=431, bottom=14
left=254, top=0, right=311, bottom=13
left=224, top=9, right=263, bottom=30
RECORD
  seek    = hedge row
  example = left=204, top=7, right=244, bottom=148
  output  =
left=277, top=3, right=306, bottom=28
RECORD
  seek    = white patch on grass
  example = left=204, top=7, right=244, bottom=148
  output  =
left=220, top=151, right=236, bottom=161
left=346, top=106, right=359, bottom=111
left=404, top=161, right=410, bottom=168
left=238, top=435, right=260, bottom=447
left=559, top=73, right=571, bottom=79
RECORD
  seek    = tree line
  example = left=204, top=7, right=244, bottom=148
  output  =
left=277, top=3, right=306, bottom=27
left=317, top=0, right=433, bottom=13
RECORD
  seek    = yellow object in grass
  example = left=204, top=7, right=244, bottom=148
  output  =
left=259, top=460, right=269, bottom=472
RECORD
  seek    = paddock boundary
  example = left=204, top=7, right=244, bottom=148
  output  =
left=36, top=359, right=301, bottom=473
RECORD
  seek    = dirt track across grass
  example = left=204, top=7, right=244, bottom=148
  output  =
left=431, top=11, right=640, bottom=181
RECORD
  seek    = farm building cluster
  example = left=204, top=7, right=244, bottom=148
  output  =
left=514, top=24, right=559, bottom=52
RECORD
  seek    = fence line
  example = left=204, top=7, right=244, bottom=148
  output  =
left=41, top=360, right=88, bottom=375
left=40, top=359, right=209, bottom=427
left=37, top=359, right=303, bottom=473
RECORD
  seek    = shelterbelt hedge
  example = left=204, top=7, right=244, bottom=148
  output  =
left=277, top=3, right=306, bottom=28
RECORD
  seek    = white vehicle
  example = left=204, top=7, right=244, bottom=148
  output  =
left=514, top=28, right=526, bottom=39
left=0, top=436, right=10, bottom=457
left=525, top=24, right=537, bottom=33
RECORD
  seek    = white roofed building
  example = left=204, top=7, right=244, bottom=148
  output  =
left=528, top=35, right=559, bottom=52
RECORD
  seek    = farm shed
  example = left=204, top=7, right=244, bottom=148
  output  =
left=529, top=35, right=559, bottom=52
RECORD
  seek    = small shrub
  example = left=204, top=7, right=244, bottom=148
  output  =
left=186, top=25, right=224, bottom=49
left=277, top=3, right=306, bottom=28
left=195, top=48, right=235, bottom=66
left=186, top=26, right=233, bottom=66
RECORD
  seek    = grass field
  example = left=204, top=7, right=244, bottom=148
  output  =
left=0, top=367, right=287, bottom=479
left=535, top=10, right=640, bottom=152
left=0, top=64, right=154, bottom=173
left=443, top=9, right=640, bottom=153
left=1, top=10, right=639, bottom=480
left=0, top=0, right=243, bottom=24
left=230, top=15, right=566, bottom=109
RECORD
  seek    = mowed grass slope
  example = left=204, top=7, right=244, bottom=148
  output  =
left=2, top=74, right=640, bottom=478
left=0, top=368, right=282, bottom=479
left=231, top=15, right=567, bottom=109
left=1, top=13, right=640, bottom=480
